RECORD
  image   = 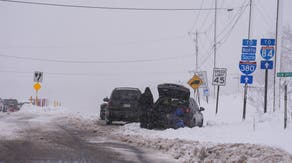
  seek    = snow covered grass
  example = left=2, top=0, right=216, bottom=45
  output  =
left=117, top=94, right=292, bottom=162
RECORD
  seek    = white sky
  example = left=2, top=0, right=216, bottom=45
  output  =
left=0, top=0, right=291, bottom=113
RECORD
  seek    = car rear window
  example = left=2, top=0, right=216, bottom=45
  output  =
left=4, top=99, right=18, bottom=105
left=111, top=90, right=140, bottom=100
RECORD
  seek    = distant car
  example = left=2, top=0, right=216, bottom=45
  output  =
left=104, top=87, right=141, bottom=125
left=2, top=99, right=19, bottom=112
left=99, top=102, right=108, bottom=120
left=0, top=98, right=4, bottom=112
left=141, top=83, right=204, bottom=129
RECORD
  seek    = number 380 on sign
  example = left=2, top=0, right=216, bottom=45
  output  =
left=239, top=61, right=256, bottom=75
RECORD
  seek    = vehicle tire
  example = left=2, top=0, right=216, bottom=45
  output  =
left=198, top=119, right=203, bottom=128
left=106, top=118, right=112, bottom=125
left=105, top=114, right=112, bottom=125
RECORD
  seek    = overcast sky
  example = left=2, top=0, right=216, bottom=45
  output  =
left=0, top=0, right=291, bottom=113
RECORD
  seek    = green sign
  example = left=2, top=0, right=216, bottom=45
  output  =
left=277, top=72, right=292, bottom=77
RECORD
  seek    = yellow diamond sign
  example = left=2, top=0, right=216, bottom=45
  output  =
left=188, top=75, right=203, bottom=90
left=33, top=82, right=41, bottom=91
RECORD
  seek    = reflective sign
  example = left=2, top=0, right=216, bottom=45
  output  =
left=239, top=61, right=257, bottom=75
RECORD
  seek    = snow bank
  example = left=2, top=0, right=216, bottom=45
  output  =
left=117, top=94, right=292, bottom=162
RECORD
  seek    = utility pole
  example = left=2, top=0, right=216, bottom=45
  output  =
left=213, top=0, right=218, bottom=97
left=242, top=0, right=252, bottom=120
left=273, top=0, right=280, bottom=112
left=195, top=31, right=199, bottom=71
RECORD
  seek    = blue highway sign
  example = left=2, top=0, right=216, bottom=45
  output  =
left=242, top=47, right=256, bottom=53
left=242, top=39, right=257, bottom=46
left=261, top=39, right=275, bottom=46
left=260, top=46, right=275, bottom=60
left=239, top=61, right=257, bottom=75
left=260, top=60, right=273, bottom=69
left=240, top=75, right=253, bottom=84
left=241, top=53, right=256, bottom=61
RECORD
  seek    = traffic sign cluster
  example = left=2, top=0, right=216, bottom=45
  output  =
left=239, top=39, right=257, bottom=84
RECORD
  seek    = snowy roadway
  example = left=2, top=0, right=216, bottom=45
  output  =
left=0, top=106, right=176, bottom=163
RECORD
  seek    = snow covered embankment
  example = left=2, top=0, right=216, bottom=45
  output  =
left=119, top=131, right=292, bottom=163
left=116, top=95, right=292, bottom=162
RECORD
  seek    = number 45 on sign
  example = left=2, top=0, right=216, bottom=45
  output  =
left=212, top=68, right=227, bottom=86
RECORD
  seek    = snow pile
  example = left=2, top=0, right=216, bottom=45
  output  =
left=117, top=94, right=292, bottom=162
left=120, top=134, right=292, bottom=162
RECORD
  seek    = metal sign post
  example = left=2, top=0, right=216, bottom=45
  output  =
left=260, top=38, right=275, bottom=113
left=277, top=72, right=291, bottom=129
left=212, top=68, right=227, bottom=115
left=284, top=83, right=287, bottom=129
left=240, top=39, right=257, bottom=120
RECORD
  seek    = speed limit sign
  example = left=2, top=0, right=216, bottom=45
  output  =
left=212, top=68, right=227, bottom=86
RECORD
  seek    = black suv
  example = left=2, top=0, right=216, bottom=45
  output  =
left=103, top=87, right=141, bottom=124
left=141, top=83, right=204, bottom=129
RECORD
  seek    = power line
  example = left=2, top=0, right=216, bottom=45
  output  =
left=198, top=3, right=248, bottom=70
left=0, top=70, right=189, bottom=77
left=0, top=53, right=194, bottom=64
left=0, top=0, right=239, bottom=11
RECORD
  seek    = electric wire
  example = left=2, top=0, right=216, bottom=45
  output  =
left=189, top=0, right=205, bottom=32
left=0, top=70, right=190, bottom=76
left=0, top=53, right=194, bottom=64
left=198, top=2, right=249, bottom=70
left=0, top=0, right=241, bottom=11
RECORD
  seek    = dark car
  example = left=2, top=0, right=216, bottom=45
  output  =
left=2, top=99, right=19, bottom=112
left=104, top=87, right=141, bottom=125
left=141, top=83, right=204, bottom=129
left=99, top=102, right=108, bottom=120
left=0, top=98, right=4, bottom=112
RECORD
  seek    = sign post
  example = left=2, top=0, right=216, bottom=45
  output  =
left=212, top=68, right=227, bottom=114
left=33, top=71, right=43, bottom=106
left=240, top=39, right=257, bottom=120
left=260, top=38, right=275, bottom=113
left=277, top=72, right=291, bottom=129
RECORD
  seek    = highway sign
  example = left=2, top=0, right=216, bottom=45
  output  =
left=33, top=83, right=41, bottom=91
left=260, top=46, right=275, bottom=60
left=196, top=71, right=208, bottom=88
left=188, top=75, right=203, bottom=90
left=212, top=68, right=227, bottom=86
left=242, top=47, right=256, bottom=53
left=239, top=61, right=257, bottom=75
left=242, top=39, right=257, bottom=46
left=241, top=53, right=256, bottom=61
left=240, top=75, right=253, bottom=84
left=261, top=38, right=275, bottom=46
left=277, top=72, right=292, bottom=77
left=260, top=60, right=273, bottom=69
left=34, top=71, right=43, bottom=83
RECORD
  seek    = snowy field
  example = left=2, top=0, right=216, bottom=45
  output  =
left=117, top=94, right=292, bottom=162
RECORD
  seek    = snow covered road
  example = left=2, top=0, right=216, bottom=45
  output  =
left=0, top=106, right=177, bottom=163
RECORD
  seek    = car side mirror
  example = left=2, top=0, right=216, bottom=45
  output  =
left=199, top=107, right=205, bottom=112
left=103, top=97, right=110, bottom=102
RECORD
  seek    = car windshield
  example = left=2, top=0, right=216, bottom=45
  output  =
left=111, top=90, right=140, bottom=100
